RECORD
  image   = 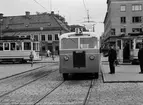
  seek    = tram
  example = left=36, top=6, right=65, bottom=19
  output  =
left=59, top=28, right=100, bottom=80
left=0, top=36, right=40, bottom=63
left=130, top=36, right=143, bottom=64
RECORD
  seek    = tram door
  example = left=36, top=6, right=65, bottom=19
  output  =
left=123, top=40, right=130, bottom=62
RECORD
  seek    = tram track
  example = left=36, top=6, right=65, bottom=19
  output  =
left=82, top=79, right=95, bottom=105
left=0, top=64, right=58, bottom=99
left=0, top=69, right=57, bottom=99
left=33, top=81, right=65, bottom=105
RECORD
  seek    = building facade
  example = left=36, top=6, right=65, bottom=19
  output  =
left=0, top=11, right=70, bottom=55
left=103, top=0, right=143, bottom=62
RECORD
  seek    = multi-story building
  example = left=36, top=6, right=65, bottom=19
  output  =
left=0, top=11, right=70, bottom=55
left=103, top=0, right=143, bottom=62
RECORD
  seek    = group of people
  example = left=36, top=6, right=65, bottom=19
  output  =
left=106, top=44, right=143, bottom=74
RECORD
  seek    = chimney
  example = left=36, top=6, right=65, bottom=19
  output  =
left=25, top=11, right=30, bottom=17
left=0, top=13, right=3, bottom=19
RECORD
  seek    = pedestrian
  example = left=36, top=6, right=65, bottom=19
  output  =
left=138, top=44, right=143, bottom=74
left=47, top=50, right=51, bottom=57
left=51, top=50, right=55, bottom=61
left=107, top=45, right=117, bottom=74
left=29, top=51, right=34, bottom=67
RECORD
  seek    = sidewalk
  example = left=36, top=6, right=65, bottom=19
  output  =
left=101, top=55, right=143, bottom=83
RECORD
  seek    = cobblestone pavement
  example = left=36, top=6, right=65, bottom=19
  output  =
left=0, top=70, right=62, bottom=104
left=37, top=80, right=92, bottom=105
left=0, top=62, right=143, bottom=104
left=0, top=64, right=58, bottom=99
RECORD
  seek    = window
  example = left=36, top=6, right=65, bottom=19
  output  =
left=121, top=17, right=126, bottom=23
left=80, top=37, right=98, bottom=49
left=120, top=5, right=126, bottom=11
left=0, top=43, right=3, bottom=51
left=61, top=38, right=78, bottom=49
left=24, top=42, right=31, bottom=50
left=16, top=42, right=22, bottom=50
left=111, top=29, right=115, bottom=35
left=4, top=43, right=10, bottom=50
left=41, top=35, right=45, bottom=41
left=33, top=42, right=39, bottom=51
left=10, top=43, right=16, bottom=50
left=55, top=34, right=59, bottom=40
left=48, top=34, right=52, bottom=41
left=34, top=35, right=38, bottom=41
left=121, top=28, right=126, bottom=33
left=132, top=28, right=142, bottom=32
left=132, top=4, right=142, bottom=11
left=136, top=39, right=143, bottom=49
left=132, top=16, right=142, bottom=23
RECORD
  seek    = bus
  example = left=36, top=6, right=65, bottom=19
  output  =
left=59, top=29, right=100, bottom=80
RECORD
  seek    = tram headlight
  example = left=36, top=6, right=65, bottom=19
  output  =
left=64, top=55, right=69, bottom=61
left=89, top=55, right=95, bottom=60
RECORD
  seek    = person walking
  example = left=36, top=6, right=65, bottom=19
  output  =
left=107, top=45, right=117, bottom=74
left=138, top=44, right=143, bottom=74
left=29, top=51, right=34, bottom=67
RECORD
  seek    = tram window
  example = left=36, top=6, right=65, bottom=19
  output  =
left=61, top=38, right=78, bottom=49
left=24, top=42, right=31, bottom=50
left=80, top=37, right=98, bottom=49
left=0, top=43, right=3, bottom=51
left=16, top=42, right=22, bottom=50
left=4, top=43, right=9, bottom=50
left=10, top=43, right=16, bottom=50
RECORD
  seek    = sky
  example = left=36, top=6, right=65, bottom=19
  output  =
left=0, top=0, right=107, bottom=37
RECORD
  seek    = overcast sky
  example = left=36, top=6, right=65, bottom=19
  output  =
left=0, top=0, right=107, bottom=37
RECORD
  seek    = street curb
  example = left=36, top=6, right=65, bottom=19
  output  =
left=0, top=65, right=48, bottom=81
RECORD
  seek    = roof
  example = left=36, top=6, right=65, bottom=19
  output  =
left=2, top=12, right=70, bottom=33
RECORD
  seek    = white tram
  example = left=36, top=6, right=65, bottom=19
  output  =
left=0, top=36, right=40, bottom=63
left=59, top=29, right=100, bottom=80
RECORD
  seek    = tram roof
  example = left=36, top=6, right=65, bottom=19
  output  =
left=60, top=32, right=97, bottom=39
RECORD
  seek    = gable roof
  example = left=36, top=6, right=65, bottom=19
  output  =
left=2, top=12, right=70, bottom=33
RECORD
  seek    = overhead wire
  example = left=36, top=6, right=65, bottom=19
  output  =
left=33, top=0, right=50, bottom=12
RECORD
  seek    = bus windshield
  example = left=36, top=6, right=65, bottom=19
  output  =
left=80, top=37, right=98, bottom=49
left=61, top=38, right=78, bottom=49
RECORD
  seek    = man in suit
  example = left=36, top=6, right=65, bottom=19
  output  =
left=108, top=45, right=117, bottom=74
left=138, top=44, right=143, bottom=74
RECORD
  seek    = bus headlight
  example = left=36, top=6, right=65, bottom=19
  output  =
left=89, top=55, right=95, bottom=60
left=64, top=55, right=69, bottom=61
